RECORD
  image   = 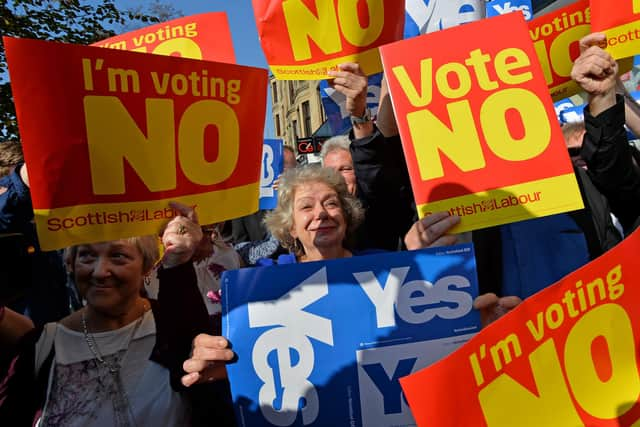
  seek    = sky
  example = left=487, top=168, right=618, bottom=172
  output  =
left=117, top=0, right=274, bottom=136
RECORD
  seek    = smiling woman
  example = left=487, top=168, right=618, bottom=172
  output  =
left=0, top=203, right=214, bottom=426
left=264, top=166, right=364, bottom=262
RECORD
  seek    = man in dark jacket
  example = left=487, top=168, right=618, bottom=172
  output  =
left=574, top=33, right=640, bottom=234
left=0, top=158, right=70, bottom=327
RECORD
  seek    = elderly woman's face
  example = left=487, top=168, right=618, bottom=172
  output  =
left=74, top=240, right=145, bottom=315
left=290, top=181, right=347, bottom=254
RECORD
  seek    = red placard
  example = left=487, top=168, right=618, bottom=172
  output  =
left=94, top=12, right=236, bottom=63
left=253, top=0, right=405, bottom=79
left=380, top=12, right=583, bottom=233
left=5, top=37, right=266, bottom=250
left=528, top=0, right=590, bottom=101
left=401, top=227, right=640, bottom=427
left=591, top=0, right=640, bottom=59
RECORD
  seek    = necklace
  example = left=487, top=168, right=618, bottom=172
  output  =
left=81, top=301, right=148, bottom=427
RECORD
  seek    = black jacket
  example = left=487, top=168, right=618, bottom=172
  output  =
left=582, top=95, right=640, bottom=233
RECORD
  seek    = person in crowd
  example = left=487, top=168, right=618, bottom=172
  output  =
left=562, top=121, right=625, bottom=237
left=320, top=135, right=357, bottom=196
left=575, top=33, right=640, bottom=234
left=179, top=165, right=458, bottom=386
left=0, top=156, right=71, bottom=327
left=0, top=141, right=23, bottom=177
left=562, top=121, right=588, bottom=169
left=0, top=202, right=216, bottom=426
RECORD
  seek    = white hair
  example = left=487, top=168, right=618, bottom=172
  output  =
left=320, top=135, right=350, bottom=164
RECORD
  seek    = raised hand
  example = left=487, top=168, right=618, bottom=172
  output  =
left=571, top=33, right=618, bottom=99
left=161, top=201, right=203, bottom=268
left=328, top=62, right=369, bottom=117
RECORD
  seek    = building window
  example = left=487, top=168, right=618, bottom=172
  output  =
left=272, top=81, right=278, bottom=103
left=275, top=114, right=281, bottom=136
left=302, top=101, right=312, bottom=137
left=292, top=119, right=298, bottom=139
left=288, top=81, right=295, bottom=103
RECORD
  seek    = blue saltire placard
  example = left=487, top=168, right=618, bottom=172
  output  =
left=320, top=73, right=383, bottom=136
left=223, top=244, right=481, bottom=427
left=554, top=98, right=577, bottom=124
left=559, top=104, right=585, bottom=124
left=259, top=139, right=283, bottom=210
left=404, top=0, right=485, bottom=38
left=485, top=0, right=533, bottom=21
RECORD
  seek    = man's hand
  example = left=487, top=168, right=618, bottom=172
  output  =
left=328, top=62, right=368, bottom=117
left=161, top=202, right=203, bottom=268
left=182, top=334, right=234, bottom=387
left=571, top=33, right=618, bottom=115
left=474, top=293, right=522, bottom=327
left=404, top=212, right=461, bottom=250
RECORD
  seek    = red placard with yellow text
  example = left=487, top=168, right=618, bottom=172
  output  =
left=93, top=12, right=236, bottom=63
left=528, top=0, right=590, bottom=101
left=380, top=12, right=583, bottom=233
left=253, top=0, right=405, bottom=80
left=401, top=227, right=640, bottom=427
left=5, top=37, right=267, bottom=250
left=591, top=0, right=640, bottom=60
left=529, top=0, right=632, bottom=100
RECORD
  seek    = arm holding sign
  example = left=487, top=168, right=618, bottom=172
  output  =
left=158, top=207, right=234, bottom=389
left=327, top=63, right=417, bottom=250
left=616, top=78, right=640, bottom=138
left=573, top=33, right=640, bottom=233
left=155, top=202, right=218, bottom=391
left=328, top=63, right=374, bottom=139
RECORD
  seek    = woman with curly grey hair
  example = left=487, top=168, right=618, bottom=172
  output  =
left=264, top=166, right=365, bottom=262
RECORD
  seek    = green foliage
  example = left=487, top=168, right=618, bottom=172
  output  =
left=0, top=0, right=180, bottom=141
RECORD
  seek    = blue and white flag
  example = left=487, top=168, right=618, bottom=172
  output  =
left=223, top=244, right=481, bottom=427
left=554, top=98, right=578, bottom=124
left=559, top=105, right=585, bottom=124
left=259, top=139, right=283, bottom=210
left=320, top=73, right=383, bottom=136
left=486, top=0, right=533, bottom=21
left=404, top=0, right=485, bottom=38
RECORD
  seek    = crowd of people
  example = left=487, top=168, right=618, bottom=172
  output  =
left=0, top=31, right=639, bottom=426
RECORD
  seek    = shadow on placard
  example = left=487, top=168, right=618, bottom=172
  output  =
left=615, top=401, right=640, bottom=426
